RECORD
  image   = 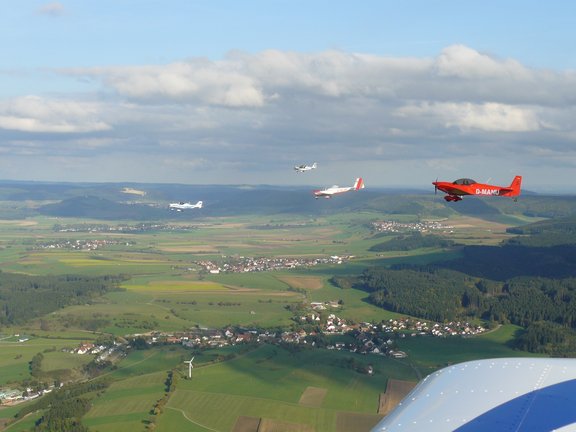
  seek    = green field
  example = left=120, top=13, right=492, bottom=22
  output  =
left=158, top=344, right=413, bottom=432
left=0, top=338, right=93, bottom=387
left=395, top=325, right=543, bottom=378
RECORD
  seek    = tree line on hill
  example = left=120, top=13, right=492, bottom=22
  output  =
left=507, top=216, right=576, bottom=236
left=369, top=232, right=455, bottom=252
left=0, top=272, right=126, bottom=325
left=504, top=216, right=576, bottom=246
left=334, top=265, right=576, bottom=356
left=441, top=244, right=576, bottom=280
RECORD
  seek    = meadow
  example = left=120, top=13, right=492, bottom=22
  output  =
left=158, top=344, right=412, bottom=432
left=0, top=207, right=546, bottom=431
left=0, top=337, right=94, bottom=387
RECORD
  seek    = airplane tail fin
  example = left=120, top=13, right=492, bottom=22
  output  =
left=499, top=176, right=522, bottom=197
left=354, top=177, right=365, bottom=190
left=196, top=201, right=203, bottom=208
left=509, top=176, right=522, bottom=196
left=312, top=162, right=317, bottom=168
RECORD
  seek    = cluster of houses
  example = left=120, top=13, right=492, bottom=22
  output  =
left=195, top=255, right=351, bottom=274
left=379, top=318, right=486, bottom=337
left=71, top=342, right=125, bottom=364
left=123, top=306, right=486, bottom=360
left=371, top=219, right=454, bottom=233
left=71, top=342, right=106, bottom=355
left=0, top=384, right=61, bottom=406
left=133, top=320, right=401, bottom=358
left=33, top=239, right=134, bottom=251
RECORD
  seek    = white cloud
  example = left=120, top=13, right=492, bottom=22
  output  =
left=61, top=46, right=576, bottom=109
left=395, top=102, right=541, bottom=132
left=432, top=45, right=530, bottom=80
left=72, top=61, right=265, bottom=107
left=0, top=96, right=110, bottom=133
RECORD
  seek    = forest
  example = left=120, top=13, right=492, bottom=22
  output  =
left=0, top=272, right=126, bottom=325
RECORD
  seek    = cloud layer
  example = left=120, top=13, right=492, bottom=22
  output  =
left=1, top=45, right=576, bottom=189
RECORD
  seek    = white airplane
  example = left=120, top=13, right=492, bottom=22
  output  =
left=169, top=201, right=203, bottom=211
left=294, top=162, right=318, bottom=173
left=371, top=357, right=576, bottom=432
left=313, top=177, right=364, bottom=199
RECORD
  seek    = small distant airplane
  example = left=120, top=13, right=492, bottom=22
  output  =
left=169, top=201, right=203, bottom=211
left=314, top=177, right=364, bottom=199
left=433, top=176, right=522, bottom=202
left=294, top=162, right=317, bottom=173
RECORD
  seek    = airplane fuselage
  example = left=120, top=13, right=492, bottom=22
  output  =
left=294, top=162, right=317, bottom=173
left=313, top=186, right=353, bottom=198
left=313, top=178, right=364, bottom=198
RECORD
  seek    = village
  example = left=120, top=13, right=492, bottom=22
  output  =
left=123, top=302, right=487, bottom=359
left=32, top=238, right=134, bottom=251
left=146, top=309, right=486, bottom=356
left=371, top=219, right=454, bottom=233
left=195, top=255, right=352, bottom=274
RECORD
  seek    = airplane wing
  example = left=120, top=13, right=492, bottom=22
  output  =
left=437, top=185, right=465, bottom=195
left=371, top=357, right=576, bottom=432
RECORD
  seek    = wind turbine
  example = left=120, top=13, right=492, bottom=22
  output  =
left=184, top=356, right=194, bottom=378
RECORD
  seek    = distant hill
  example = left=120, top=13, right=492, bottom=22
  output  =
left=440, top=243, right=576, bottom=280
left=503, top=216, right=576, bottom=247
left=2, top=179, right=576, bottom=221
left=507, top=216, right=576, bottom=235
left=38, top=196, right=167, bottom=220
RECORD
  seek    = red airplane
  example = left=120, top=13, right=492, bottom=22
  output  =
left=433, top=176, right=522, bottom=202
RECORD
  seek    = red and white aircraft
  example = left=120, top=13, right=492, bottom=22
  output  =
left=433, top=176, right=522, bottom=202
left=313, top=177, right=364, bottom=199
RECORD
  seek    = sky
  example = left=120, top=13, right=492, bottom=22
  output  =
left=1, top=1, right=576, bottom=192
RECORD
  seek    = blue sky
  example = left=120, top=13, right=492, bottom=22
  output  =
left=1, top=1, right=576, bottom=191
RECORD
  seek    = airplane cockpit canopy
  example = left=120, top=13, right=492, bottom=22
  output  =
left=452, top=178, right=477, bottom=185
